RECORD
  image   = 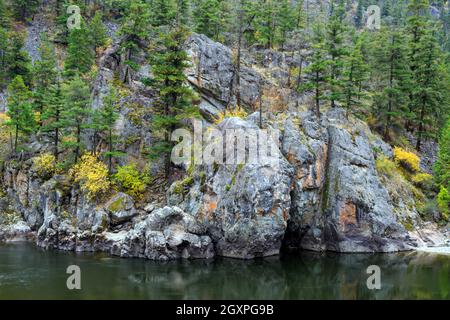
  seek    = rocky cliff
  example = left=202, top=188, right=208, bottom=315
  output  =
left=0, top=33, right=447, bottom=260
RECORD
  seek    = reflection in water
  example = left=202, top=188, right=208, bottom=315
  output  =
left=0, top=243, right=448, bottom=299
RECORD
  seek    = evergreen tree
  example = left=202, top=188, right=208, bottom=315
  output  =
left=33, top=34, right=58, bottom=126
left=371, top=28, right=411, bottom=139
left=254, top=0, right=278, bottom=49
left=194, top=0, right=221, bottom=40
left=100, top=86, right=120, bottom=173
left=0, top=0, right=11, bottom=28
left=89, top=11, right=108, bottom=52
left=64, top=19, right=95, bottom=77
left=176, top=0, right=191, bottom=26
left=119, top=0, right=150, bottom=82
left=302, top=23, right=329, bottom=118
left=149, top=27, right=198, bottom=179
left=342, top=33, right=369, bottom=118
left=12, top=0, right=39, bottom=22
left=326, top=0, right=348, bottom=108
left=151, top=0, right=176, bottom=27
left=411, top=30, right=448, bottom=151
left=0, top=27, right=7, bottom=84
left=42, top=81, right=64, bottom=160
left=435, top=118, right=450, bottom=189
left=62, top=75, right=91, bottom=161
left=6, top=31, right=32, bottom=85
left=6, top=76, right=35, bottom=153
left=278, top=0, right=296, bottom=49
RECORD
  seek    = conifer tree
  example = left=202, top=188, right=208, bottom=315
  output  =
left=302, top=23, right=329, bottom=118
left=371, top=28, right=411, bottom=139
left=326, top=0, right=348, bottom=108
left=100, top=86, right=120, bottom=173
left=12, top=0, right=39, bottom=22
left=6, top=31, right=32, bottom=85
left=62, top=76, right=91, bottom=161
left=6, top=76, right=35, bottom=153
left=42, top=81, right=64, bottom=160
left=435, top=118, right=450, bottom=189
left=278, top=0, right=296, bottom=49
left=411, top=30, right=448, bottom=151
left=119, top=0, right=150, bottom=83
left=33, top=35, right=58, bottom=126
left=89, top=11, right=108, bottom=52
left=151, top=0, right=176, bottom=27
left=149, top=27, right=197, bottom=179
left=64, top=19, right=94, bottom=77
left=0, top=27, right=7, bottom=84
left=194, top=0, right=221, bottom=40
left=342, top=34, right=369, bottom=118
left=0, top=0, right=11, bottom=29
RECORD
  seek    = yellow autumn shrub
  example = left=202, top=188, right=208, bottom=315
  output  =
left=215, top=107, right=248, bottom=124
left=33, top=153, right=56, bottom=178
left=393, top=147, right=420, bottom=172
left=412, top=173, right=434, bottom=189
left=71, top=154, right=110, bottom=200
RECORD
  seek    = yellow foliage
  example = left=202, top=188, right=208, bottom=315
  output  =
left=113, top=164, right=149, bottom=198
left=393, top=147, right=420, bottom=172
left=70, top=154, right=111, bottom=200
left=412, top=173, right=434, bottom=189
left=33, top=153, right=56, bottom=178
left=215, top=107, right=248, bottom=124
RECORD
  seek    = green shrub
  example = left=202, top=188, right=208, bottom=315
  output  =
left=113, top=164, right=149, bottom=198
left=437, top=187, right=450, bottom=221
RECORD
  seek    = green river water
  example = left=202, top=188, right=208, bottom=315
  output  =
left=0, top=242, right=448, bottom=300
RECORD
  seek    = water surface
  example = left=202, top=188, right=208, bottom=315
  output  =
left=0, top=243, right=448, bottom=299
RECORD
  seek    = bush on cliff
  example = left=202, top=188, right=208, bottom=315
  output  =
left=70, top=153, right=110, bottom=200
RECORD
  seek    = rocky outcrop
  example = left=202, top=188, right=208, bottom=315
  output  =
left=168, top=117, right=294, bottom=258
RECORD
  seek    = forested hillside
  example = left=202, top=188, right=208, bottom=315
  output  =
left=0, top=0, right=448, bottom=259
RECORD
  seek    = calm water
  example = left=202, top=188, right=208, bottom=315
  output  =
left=0, top=242, right=449, bottom=300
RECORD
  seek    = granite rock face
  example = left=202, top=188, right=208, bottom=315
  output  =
left=168, top=117, right=295, bottom=258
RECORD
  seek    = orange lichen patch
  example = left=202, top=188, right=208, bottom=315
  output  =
left=339, top=201, right=357, bottom=231
left=199, top=194, right=218, bottom=222
left=315, top=144, right=328, bottom=186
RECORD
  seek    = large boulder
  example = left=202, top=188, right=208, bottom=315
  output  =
left=168, top=117, right=294, bottom=259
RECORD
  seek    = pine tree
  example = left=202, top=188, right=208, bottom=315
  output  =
left=0, top=0, right=11, bottom=29
left=435, top=118, right=450, bottom=189
left=254, top=0, right=278, bottom=49
left=326, top=0, right=348, bottom=109
left=119, top=0, right=150, bottom=83
left=33, top=34, right=58, bottom=127
left=6, top=31, right=32, bottom=85
left=42, top=81, right=64, bottom=160
left=6, top=76, right=35, bottom=153
left=176, top=0, right=191, bottom=26
left=411, top=30, right=448, bottom=151
left=342, top=33, right=369, bottom=118
left=149, top=26, right=198, bottom=179
left=89, top=11, right=108, bottom=52
left=0, top=27, right=7, bottom=84
left=64, top=19, right=95, bottom=77
left=151, top=0, right=176, bottom=27
left=193, top=0, right=221, bottom=40
left=278, top=0, right=296, bottom=49
left=62, top=75, right=91, bottom=161
left=371, top=28, right=411, bottom=139
left=100, top=86, right=120, bottom=173
left=12, top=0, right=39, bottom=22
left=302, top=23, right=329, bottom=118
